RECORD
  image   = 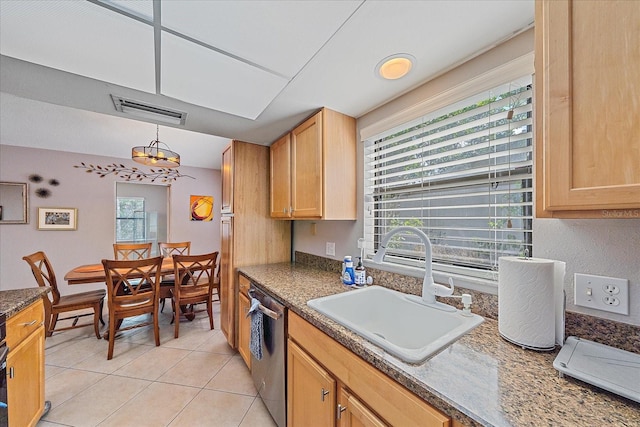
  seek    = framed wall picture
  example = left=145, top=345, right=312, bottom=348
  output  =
left=37, top=207, right=78, bottom=230
left=190, top=195, right=213, bottom=221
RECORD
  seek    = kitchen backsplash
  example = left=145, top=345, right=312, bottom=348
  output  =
left=294, top=251, right=639, bottom=354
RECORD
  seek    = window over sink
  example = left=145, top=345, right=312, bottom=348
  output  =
left=363, top=68, right=533, bottom=286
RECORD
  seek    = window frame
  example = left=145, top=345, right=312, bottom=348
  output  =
left=361, top=54, right=534, bottom=293
left=115, top=196, right=147, bottom=243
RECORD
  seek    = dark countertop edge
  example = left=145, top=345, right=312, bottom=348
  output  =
left=0, top=288, right=49, bottom=318
left=239, top=263, right=640, bottom=427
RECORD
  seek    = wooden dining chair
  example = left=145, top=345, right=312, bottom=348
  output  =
left=102, top=256, right=163, bottom=360
left=157, top=241, right=191, bottom=312
left=113, top=242, right=152, bottom=260
left=22, top=251, right=105, bottom=339
left=170, top=252, right=218, bottom=338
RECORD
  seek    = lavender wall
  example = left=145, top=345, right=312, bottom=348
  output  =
left=0, top=144, right=221, bottom=295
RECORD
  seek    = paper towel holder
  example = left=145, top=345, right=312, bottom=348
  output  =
left=499, top=332, right=556, bottom=352
left=518, top=248, right=530, bottom=260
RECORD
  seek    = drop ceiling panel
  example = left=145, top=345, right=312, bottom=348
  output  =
left=161, top=31, right=288, bottom=120
left=283, top=0, right=534, bottom=117
left=160, top=0, right=362, bottom=78
left=0, top=1, right=155, bottom=94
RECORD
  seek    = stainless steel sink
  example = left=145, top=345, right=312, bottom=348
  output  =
left=307, top=285, right=483, bottom=363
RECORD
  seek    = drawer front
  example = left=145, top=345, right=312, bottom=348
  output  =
left=7, top=299, right=44, bottom=349
left=238, top=274, right=251, bottom=297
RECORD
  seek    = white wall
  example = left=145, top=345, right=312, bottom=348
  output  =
left=292, top=28, right=640, bottom=327
left=0, top=144, right=221, bottom=296
left=534, top=219, right=640, bottom=325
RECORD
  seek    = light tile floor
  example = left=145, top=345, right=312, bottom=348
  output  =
left=37, top=302, right=277, bottom=427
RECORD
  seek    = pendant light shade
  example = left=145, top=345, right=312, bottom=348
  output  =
left=132, top=125, right=180, bottom=168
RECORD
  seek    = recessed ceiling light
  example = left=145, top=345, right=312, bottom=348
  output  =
left=376, top=54, right=415, bottom=80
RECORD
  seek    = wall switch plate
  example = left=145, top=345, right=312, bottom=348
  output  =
left=325, top=242, right=335, bottom=256
left=574, top=273, right=629, bottom=315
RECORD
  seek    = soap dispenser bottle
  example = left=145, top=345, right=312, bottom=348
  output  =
left=354, top=257, right=366, bottom=286
left=342, top=256, right=355, bottom=285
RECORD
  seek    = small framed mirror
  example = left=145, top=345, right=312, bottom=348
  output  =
left=0, top=181, right=29, bottom=224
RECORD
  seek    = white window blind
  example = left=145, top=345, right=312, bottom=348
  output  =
left=364, top=76, right=533, bottom=281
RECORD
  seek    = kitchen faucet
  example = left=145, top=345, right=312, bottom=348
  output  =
left=372, top=226, right=457, bottom=312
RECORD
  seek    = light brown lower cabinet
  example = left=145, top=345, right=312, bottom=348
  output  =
left=287, top=339, right=336, bottom=426
left=288, top=337, right=388, bottom=427
left=338, top=387, right=388, bottom=427
left=287, top=311, right=452, bottom=427
left=7, top=299, right=46, bottom=427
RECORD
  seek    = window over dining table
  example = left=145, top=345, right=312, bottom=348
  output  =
left=115, top=197, right=146, bottom=242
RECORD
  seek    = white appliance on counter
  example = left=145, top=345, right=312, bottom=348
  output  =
left=554, top=336, right=640, bottom=403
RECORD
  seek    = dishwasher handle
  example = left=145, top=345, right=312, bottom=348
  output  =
left=258, top=304, right=282, bottom=320
left=248, top=288, right=283, bottom=320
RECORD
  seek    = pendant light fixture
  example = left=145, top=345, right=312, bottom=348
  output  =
left=131, top=125, right=180, bottom=168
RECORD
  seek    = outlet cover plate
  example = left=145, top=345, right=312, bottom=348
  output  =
left=574, top=273, right=629, bottom=315
left=326, top=242, right=335, bottom=256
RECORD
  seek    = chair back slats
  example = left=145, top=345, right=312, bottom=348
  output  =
left=102, top=257, right=162, bottom=306
left=22, top=251, right=61, bottom=304
left=113, top=242, right=152, bottom=260
left=158, top=241, right=191, bottom=258
left=172, top=252, right=218, bottom=297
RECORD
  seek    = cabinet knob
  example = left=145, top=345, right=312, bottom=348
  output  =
left=321, top=388, right=330, bottom=401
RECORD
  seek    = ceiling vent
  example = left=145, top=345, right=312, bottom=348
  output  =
left=111, top=95, right=187, bottom=125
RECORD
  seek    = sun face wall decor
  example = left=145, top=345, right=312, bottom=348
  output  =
left=190, top=195, right=213, bottom=221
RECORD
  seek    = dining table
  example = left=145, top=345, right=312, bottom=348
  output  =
left=64, top=257, right=176, bottom=285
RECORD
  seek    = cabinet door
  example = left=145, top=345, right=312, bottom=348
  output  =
left=338, top=386, right=387, bottom=427
left=536, top=0, right=640, bottom=215
left=291, top=111, right=323, bottom=218
left=219, top=216, right=235, bottom=347
left=237, top=291, right=251, bottom=368
left=221, top=143, right=233, bottom=214
left=287, top=339, right=336, bottom=427
left=7, top=325, right=45, bottom=427
left=270, top=134, right=292, bottom=218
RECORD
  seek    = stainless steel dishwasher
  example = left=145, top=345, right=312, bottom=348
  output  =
left=249, top=285, right=287, bottom=427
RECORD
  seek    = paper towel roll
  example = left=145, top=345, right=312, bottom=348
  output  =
left=498, top=257, right=566, bottom=351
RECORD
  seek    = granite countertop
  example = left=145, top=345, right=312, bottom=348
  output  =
left=0, top=288, right=49, bottom=318
left=239, top=263, right=639, bottom=427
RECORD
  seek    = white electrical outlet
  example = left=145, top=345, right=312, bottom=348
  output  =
left=326, top=242, right=335, bottom=256
left=574, top=273, right=629, bottom=315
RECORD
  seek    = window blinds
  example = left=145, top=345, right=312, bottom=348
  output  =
left=364, top=77, right=533, bottom=277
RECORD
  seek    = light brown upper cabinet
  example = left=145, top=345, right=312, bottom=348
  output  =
left=535, top=0, right=640, bottom=218
left=270, top=108, right=357, bottom=220
left=270, top=133, right=292, bottom=218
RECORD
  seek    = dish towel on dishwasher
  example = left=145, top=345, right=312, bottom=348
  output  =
left=247, top=297, right=263, bottom=360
